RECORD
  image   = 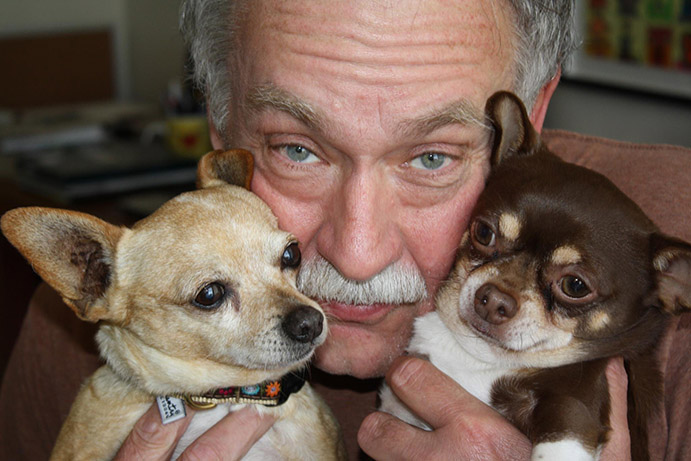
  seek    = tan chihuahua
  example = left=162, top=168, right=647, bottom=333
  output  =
left=1, top=150, right=345, bottom=460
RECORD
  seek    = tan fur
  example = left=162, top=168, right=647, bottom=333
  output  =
left=499, top=213, right=522, bottom=242
left=1, top=149, right=345, bottom=460
left=551, top=245, right=582, bottom=266
left=588, top=311, right=611, bottom=332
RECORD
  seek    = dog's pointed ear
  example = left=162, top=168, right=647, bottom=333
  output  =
left=197, top=149, right=254, bottom=190
left=1, top=207, right=124, bottom=322
left=650, top=234, right=691, bottom=315
left=486, top=91, right=541, bottom=167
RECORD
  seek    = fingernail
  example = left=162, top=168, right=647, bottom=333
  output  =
left=392, top=357, right=425, bottom=388
left=140, top=418, right=162, bottom=437
left=358, top=412, right=384, bottom=442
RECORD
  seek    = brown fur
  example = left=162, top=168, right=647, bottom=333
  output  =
left=474, top=92, right=691, bottom=460
left=380, top=92, right=691, bottom=461
left=492, top=360, right=611, bottom=452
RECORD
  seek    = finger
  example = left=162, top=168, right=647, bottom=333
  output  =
left=114, top=403, right=196, bottom=460
left=358, top=410, right=433, bottom=461
left=179, top=406, right=276, bottom=461
left=600, top=357, right=631, bottom=460
left=358, top=405, right=530, bottom=461
left=385, top=356, right=488, bottom=429
left=374, top=356, right=531, bottom=460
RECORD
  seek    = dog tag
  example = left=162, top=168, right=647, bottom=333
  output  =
left=156, top=396, right=187, bottom=424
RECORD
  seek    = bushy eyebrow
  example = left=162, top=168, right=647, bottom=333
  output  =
left=399, top=99, right=489, bottom=138
left=245, top=83, right=489, bottom=137
left=245, top=84, right=323, bottom=130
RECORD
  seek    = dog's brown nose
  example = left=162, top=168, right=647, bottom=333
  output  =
left=474, top=283, right=518, bottom=325
left=282, top=305, right=324, bottom=343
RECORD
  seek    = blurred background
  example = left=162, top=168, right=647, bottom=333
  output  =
left=0, top=0, right=201, bottom=380
left=548, top=0, right=691, bottom=147
left=1, top=0, right=204, bottom=208
left=0, top=0, right=689, bottom=378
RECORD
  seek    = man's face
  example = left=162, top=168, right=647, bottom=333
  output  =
left=216, top=0, right=517, bottom=378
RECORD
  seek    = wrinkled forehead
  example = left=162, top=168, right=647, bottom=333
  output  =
left=247, top=0, right=515, bottom=44
left=239, top=0, right=518, bottom=105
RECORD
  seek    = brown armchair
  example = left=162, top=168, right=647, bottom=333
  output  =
left=1, top=130, right=689, bottom=460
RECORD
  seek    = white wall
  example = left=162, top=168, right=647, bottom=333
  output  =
left=125, top=0, right=184, bottom=104
left=545, top=80, right=691, bottom=148
left=0, top=0, right=125, bottom=32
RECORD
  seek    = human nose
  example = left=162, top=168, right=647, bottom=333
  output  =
left=316, top=169, right=403, bottom=282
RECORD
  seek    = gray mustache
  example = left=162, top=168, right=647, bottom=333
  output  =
left=296, top=256, right=428, bottom=306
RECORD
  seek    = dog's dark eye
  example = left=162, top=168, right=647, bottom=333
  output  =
left=472, top=220, right=496, bottom=247
left=193, top=283, right=225, bottom=309
left=560, top=275, right=590, bottom=299
left=281, top=242, right=301, bottom=269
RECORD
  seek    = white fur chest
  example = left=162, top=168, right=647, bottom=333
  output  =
left=173, top=404, right=280, bottom=460
left=408, top=312, right=517, bottom=405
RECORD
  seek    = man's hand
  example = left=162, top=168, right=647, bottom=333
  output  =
left=115, top=404, right=276, bottom=460
left=358, top=356, right=631, bottom=460
left=601, top=357, right=631, bottom=460
left=358, top=356, right=531, bottom=460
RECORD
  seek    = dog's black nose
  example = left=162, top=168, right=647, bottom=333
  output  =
left=282, top=305, right=324, bottom=343
left=474, top=283, right=518, bottom=325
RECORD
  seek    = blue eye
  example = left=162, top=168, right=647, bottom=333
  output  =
left=410, top=153, right=448, bottom=170
left=282, top=145, right=319, bottom=164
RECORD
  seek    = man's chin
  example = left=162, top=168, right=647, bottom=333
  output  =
left=311, top=320, right=409, bottom=379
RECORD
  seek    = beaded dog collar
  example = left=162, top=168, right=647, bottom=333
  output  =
left=170, top=368, right=307, bottom=410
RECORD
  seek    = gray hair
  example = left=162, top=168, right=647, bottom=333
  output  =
left=179, top=0, right=242, bottom=143
left=506, top=1, right=579, bottom=109
left=297, top=255, right=428, bottom=306
left=180, top=0, right=578, bottom=143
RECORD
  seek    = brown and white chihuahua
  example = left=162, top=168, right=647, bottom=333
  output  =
left=2, top=150, right=345, bottom=460
left=379, top=92, right=691, bottom=461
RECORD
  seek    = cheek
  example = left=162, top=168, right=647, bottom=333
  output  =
left=405, top=170, right=487, bottom=293
left=253, top=152, right=488, bottom=288
left=251, top=169, right=325, bottom=249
